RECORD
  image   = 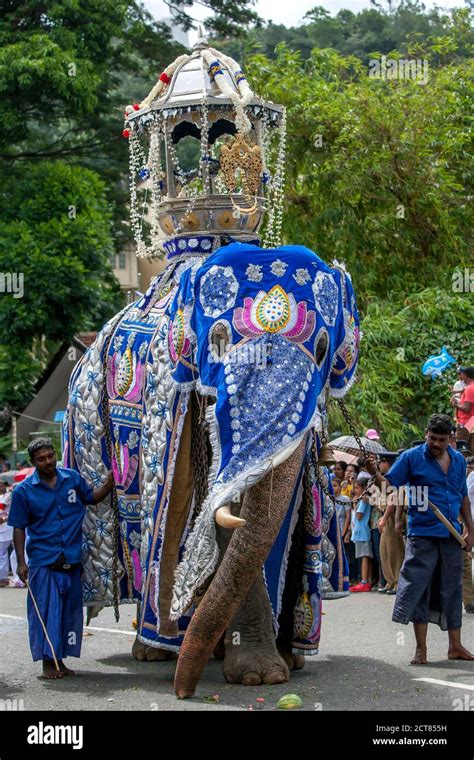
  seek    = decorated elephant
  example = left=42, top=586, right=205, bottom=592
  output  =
left=63, top=38, right=360, bottom=698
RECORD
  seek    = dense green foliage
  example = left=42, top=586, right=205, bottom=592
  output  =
left=246, top=21, right=474, bottom=446
left=0, top=0, right=257, bottom=431
left=331, top=288, right=473, bottom=449
left=222, top=1, right=474, bottom=64
left=0, top=0, right=472, bottom=450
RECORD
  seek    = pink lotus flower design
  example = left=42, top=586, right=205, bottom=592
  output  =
left=111, top=440, right=139, bottom=490
left=168, top=309, right=192, bottom=365
left=233, top=285, right=315, bottom=344
left=107, top=347, right=145, bottom=403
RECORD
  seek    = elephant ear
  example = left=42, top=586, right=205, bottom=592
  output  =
left=167, top=266, right=200, bottom=390
left=329, top=270, right=360, bottom=398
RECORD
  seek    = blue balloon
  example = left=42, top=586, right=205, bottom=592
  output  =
left=422, top=346, right=456, bottom=378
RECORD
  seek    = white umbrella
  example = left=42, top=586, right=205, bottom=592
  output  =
left=329, top=435, right=388, bottom=457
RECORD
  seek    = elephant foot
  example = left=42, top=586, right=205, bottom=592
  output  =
left=223, top=644, right=290, bottom=686
left=278, top=648, right=306, bottom=671
left=132, top=637, right=177, bottom=662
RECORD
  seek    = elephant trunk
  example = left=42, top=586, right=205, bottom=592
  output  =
left=174, top=437, right=306, bottom=698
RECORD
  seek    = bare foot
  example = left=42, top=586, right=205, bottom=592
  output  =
left=410, top=647, right=428, bottom=665
left=448, top=645, right=474, bottom=661
left=42, top=660, right=64, bottom=679
left=59, top=661, right=75, bottom=676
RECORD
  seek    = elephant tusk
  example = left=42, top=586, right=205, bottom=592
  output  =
left=215, top=505, right=246, bottom=529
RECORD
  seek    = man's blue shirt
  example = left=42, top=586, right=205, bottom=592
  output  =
left=385, top=444, right=467, bottom=538
left=8, top=467, right=94, bottom=567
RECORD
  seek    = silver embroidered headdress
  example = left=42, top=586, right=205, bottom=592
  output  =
left=123, top=32, right=285, bottom=261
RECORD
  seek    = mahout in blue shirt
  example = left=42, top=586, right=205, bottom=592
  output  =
left=8, top=466, right=94, bottom=567
left=385, top=444, right=467, bottom=538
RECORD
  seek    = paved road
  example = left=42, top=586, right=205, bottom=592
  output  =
left=1, top=587, right=473, bottom=712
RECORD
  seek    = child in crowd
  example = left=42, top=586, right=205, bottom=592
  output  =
left=343, top=463, right=360, bottom=499
left=367, top=481, right=386, bottom=591
left=345, top=494, right=357, bottom=583
left=333, top=461, right=347, bottom=482
left=333, top=478, right=352, bottom=540
left=350, top=478, right=373, bottom=592
left=452, top=367, right=466, bottom=404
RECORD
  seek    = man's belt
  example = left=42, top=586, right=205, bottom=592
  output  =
left=49, top=553, right=80, bottom=573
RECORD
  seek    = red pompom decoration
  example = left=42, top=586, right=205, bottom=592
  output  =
left=133, top=104, right=140, bottom=111
left=159, top=72, right=171, bottom=85
left=122, top=129, right=130, bottom=138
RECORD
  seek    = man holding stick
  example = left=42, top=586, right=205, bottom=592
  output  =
left=365, top=414, right=474, bottom=665
left=8, top=437, right=113, bottom=679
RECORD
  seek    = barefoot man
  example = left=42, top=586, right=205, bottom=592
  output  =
left=8, top=437, right=113, bottom=679
left=365, top=414, right=474, bottom=665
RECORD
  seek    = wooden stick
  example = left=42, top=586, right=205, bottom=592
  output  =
left=427, top=499, right=473, bottom=558
left=27, top=582, right=60, bottom=671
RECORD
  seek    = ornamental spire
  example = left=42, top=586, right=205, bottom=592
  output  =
left=193, top=25, right=209, bottom=50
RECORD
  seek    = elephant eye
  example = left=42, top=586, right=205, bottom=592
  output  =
left=315, top=328, right=329, bottom=368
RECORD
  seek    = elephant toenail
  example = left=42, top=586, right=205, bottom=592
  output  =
left=242, top=671, right=262, bottom=686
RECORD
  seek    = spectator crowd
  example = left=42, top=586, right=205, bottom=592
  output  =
left=330, top=396, right=474, bottom=617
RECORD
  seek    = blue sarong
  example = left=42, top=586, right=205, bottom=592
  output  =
left=27, top=566, right=83, bottom=661
left=392, top=536, right=463, bottom=631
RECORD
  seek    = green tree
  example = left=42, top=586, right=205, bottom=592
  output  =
left=0, top=162, right=121, bottom=410
left=165, top=0, right=261, bottom=38
left=330, top=288, right=473, bottom=449
left=221, top=2, right=474, bottom=65
left=248, top=39, right=474, bottom=446
left=0, top=1, right=187, bottom=422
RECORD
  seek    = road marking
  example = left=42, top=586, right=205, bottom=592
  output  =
left=83, top=625, right=135, bottom=637
left=0, top=613, right=134, bottom=637
left=414, top=677, right=474, bottom=692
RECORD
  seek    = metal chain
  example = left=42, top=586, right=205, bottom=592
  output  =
left=336, top=397, right=381, bottom=493
left=190, top=392, right=209, bottom=525
left=310, top=431, right=352, bottom=507
left=312, top=398, right=380, bottom=508
left=336, top=398, right=371, bottom=460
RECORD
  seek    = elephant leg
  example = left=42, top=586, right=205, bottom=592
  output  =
left=174, top=436, right=307, bottom=698
left=222, top=573, right=289, bottom=685
left=216, top=507, right=300, bottom=684
left=278, top=649, right=305, bottom=671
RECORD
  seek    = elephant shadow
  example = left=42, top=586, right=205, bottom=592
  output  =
left=18, top=652, right=463, bottom=711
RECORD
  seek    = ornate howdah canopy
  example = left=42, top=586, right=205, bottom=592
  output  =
left=122, top=32, right=286, bottom=259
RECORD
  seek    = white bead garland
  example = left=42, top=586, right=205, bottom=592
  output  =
left=128, top=131, right=148, bottom=257
left=149, top=121, right=163, bottom=254
left=201, top=48, right=253, bottom=135
left=262, top=107, right=287, bottom=249
left=138, top=54, right=189, bottom=109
